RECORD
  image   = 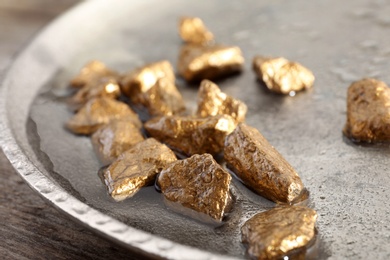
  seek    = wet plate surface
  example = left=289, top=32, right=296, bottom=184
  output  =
left=1, top=0, right=390, bottom=259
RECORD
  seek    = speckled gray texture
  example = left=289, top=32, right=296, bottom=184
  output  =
left=1, top=0, right=390, bottom=259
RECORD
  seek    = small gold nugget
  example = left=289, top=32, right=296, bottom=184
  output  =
left=91, top=119, right=145, bottom=165
left=253, top=56, right=315, bottom=95
left=196, top=79, right=247, bottom=124
left=144, top=115, right=236, bottom=156
left=344, top=78, right=390, bottom=142
left=121, top=61, right=185, bottom=116
left=241, top=206, right=317, bottom=260
left=178, top=44, right=244, bottom=82
left=103, top=138, right=177, bottom=201
left=158, top=154, right=231, bottom=222
left=66, top=97, right=141, bottom=135
left=121, top=60, right=175, bottom=101
left=224, top=123, right=304, bottom=204
left=70, top=60, right=119, bottom=88
left=179, top=17, right=214, bottom=45
left=69, top=77, right=121, bottom=110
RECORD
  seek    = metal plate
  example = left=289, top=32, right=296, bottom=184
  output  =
left=1, top=0, right=390, bottom=259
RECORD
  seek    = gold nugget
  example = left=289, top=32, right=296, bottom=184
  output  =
left=66, top=97, right=141, bottom=135
left=70, top=60, right=119, bottom=88
left=179, top=17, right=214, bottom=45
left=158, top=154, right=231, bottom=222
left=121, top=61, right=185, bottom=116
left=253, top=56, right=315, bottom=95
left=196, top=79, right=247, bottom=124
left=121, top=60, right=175, bottom=101
left=69, top=77, right=121, bottom=110
left=103, top=138, right=177, bottom=201
left=91, top=119, right=145, bottom=165
left=224, top=123, right=305, bottom=204
left=241, top=206, right=317, bottom=260
left=144, top=115, right=236, bottom=156
left=178, top=44, right=244, bottom=82
left=343, top=78, right=390, bottom=142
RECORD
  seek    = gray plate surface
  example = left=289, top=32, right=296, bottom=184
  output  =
left=1, top=0, right=390, bottom=259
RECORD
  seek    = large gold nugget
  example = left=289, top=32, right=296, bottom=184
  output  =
left=158, top=154, right=231, bottom=222
left=144, top=115, right=236, bottom=156
left=91, top=119, right=145, bottom=165
left=179, top=17, right=214, bottom=45
left=241, top=206, right=317, bottom=259
left=120, top=60, right=175, bottom=102
left=196, top=79, right=247, bottom=124
left=178, top=44, right=244, bottom=82
left=70, top=60, right=119, bottom=88
left=69, top=77, right=121, bottom=110
left=224, top=123, right=304, bottom=204
left=253, top=56, right=315, bottom=95
left=343, top=78, right=390, bottom=142
left=66, top=97, right=141, bottom=135
left=103, top=138, right=177, bottom=201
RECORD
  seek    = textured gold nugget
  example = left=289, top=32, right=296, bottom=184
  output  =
left=103, top=138, right=177, bottom=201
left=91, top=119, right=144, bottom=165
left=224, top=123, right=304, bottom=204
left=121, top=61, right=185, bottom=116
left=179, top=17, right=214, bottom=45
left=66, top=97, right=141, bottom=135
left=178, top=44, right=244, bottom=82
left=241, top=206, right=317, bottom=260
left=144, top=115, right=236, bottom=156
left=158, top=154, right=231, bottom=222
left=196, top=80, right=247, bottom=124
left=70, top=60, right=119, bottom=88
left=343, top=78, right=390, bottom=142
left=69, top=77, right=121, bottom=110
left=253, top=56, right=314, bottom=95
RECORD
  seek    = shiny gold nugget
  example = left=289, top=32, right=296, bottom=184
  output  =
left=91, top=119, right=145, bottom=165
left=158, top=154, right=231, bottom=222
left=121, top=60, right=175, bottom=102
left=253, top=56, right=314, bottom=95
left=70, top=60, right=119, bottom=88
left=103, top=138, right=177, bottom=201
left=144, top=115, right=236, bottom=156
left=121, top=61, right=185, bottom=116
left=241, top=206, right=317, bottom=260
left=69, top=77, right=121, bottom=110
left=343, top=78, right=390, bottom=142
left=224, top=123, right=304, bottom=204
left=196, top=79, right=247, bottom=124
left=66, top=97, right=141, bottom=135
left=178, top=44, right=244, bottom=82
left=179, top=17, right=214, bottom=45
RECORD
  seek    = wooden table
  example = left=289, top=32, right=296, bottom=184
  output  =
left=0, top=1, right=137, bottom=259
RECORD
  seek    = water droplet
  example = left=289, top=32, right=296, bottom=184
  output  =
left=35, top=180, right=54, bottom=194
left=72, top=204, right=90, bottom=215
left=289, top=91, right=296, bottom=97
left=54, top=193, right=68, bottom=203
left=157, top=240, right=174, bottom=250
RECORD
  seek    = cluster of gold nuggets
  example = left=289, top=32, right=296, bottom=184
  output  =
left=65, top=16, right=389, bottom=259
